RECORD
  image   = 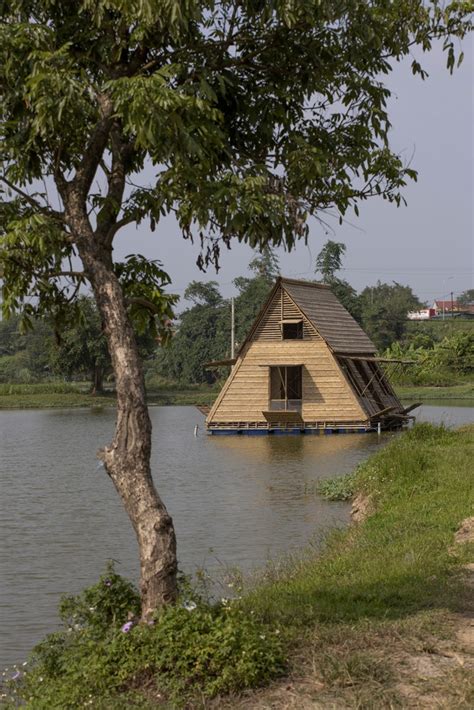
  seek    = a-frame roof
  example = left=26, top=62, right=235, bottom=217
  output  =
left=242, top=277, right=376, bottom=355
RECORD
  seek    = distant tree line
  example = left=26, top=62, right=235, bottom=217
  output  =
left=1, top=242, right=472, bottom=388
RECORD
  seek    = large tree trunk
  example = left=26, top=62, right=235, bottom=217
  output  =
left=78, top=242, right=178, bottom=617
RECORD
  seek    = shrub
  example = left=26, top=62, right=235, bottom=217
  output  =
left=0, top=354, right=36, bottom=384
left=6, top=566, right=285, bottom=708
left=318, top=472, right=357, bottom=501
left=383, top=332, right=474, bottom=386
left=59, top=562, right=141, bottom=639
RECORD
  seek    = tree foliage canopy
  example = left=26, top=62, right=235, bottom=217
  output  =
left=248, top=246, right=280, bottom=282
left=1, top=0, right=471, bottom=320
left=359, top=281, right=422, bottom=350
left=458, top=289, right=474, bottom=306
left=49, top=296, right=111, bottom=391
left=315, top=240, right=346, bottom=282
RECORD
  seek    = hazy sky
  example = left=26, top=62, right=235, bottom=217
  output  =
left=112, top=38, right=473, bottom=307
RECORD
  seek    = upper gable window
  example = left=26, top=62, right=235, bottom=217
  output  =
left=281, top=320, right=303, bottom=339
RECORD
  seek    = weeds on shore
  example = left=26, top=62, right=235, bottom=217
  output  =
left=317, top=470, right=357, bottom=500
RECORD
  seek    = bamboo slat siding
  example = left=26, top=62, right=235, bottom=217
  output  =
left=282, top=290, right=320, bottom=340
left=253, top=290, right=282, bottom=340
left=208, top=341, right=366, bottom=424
left=253, top=289, right=321, bottom=341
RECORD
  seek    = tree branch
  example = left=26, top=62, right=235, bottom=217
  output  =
left=124, top=296, right=161, bottom=314
left=73, top=93, right=115, bottom=200
left=95, top=123, right=129, bottom=246
left=0, top=176, right=65, bottom=222
left=105, top=215, right=137, bottom=243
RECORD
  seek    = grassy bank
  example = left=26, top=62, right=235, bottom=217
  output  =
left=1, top=380, right=472, bottom=409
left=3, top=423, right=473, bottom=708
left=0, top=382, right=218, bottom=409
left=234, top=423, right=474, bottom=708
left=396, top=381, right=474, bottom=401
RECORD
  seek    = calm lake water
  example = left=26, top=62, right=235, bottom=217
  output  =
left=0, top=403, right=472, bottom=667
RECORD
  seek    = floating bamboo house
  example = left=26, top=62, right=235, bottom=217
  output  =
left=206, top=277, right=412, bottom=435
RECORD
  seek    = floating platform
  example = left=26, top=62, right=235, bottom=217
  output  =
left=207, top=421, right=405, bottom=435
left=208, top=427, right=376, bottom=435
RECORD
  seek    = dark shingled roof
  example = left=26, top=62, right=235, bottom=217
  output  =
left=280, top=277, right=376, bottom=354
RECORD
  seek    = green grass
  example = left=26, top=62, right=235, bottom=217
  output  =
left=0, top=391, right=117, bottom=409
left=396, top=381, right=474, bottom=400
left=0, top=382, right=218, bottom=409
left=244, top=423, right=473, bottom=628
left=0, top=382, right=115, bottom=409
left=0, top=382, right=86, bottom=395
left=231, top=423, right=474, bottom=707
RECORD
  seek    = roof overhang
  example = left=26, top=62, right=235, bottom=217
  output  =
left=338, top=355, right=417, bottom=365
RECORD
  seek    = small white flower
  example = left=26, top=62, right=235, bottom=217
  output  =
left=182, top=600, right=197, bottom=612
left=275, top=629, right=280, bottom=635
left=22, top=661, right=28, bottom=666
left=259, top=634, right=266, bottom=640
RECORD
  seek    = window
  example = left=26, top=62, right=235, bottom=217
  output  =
left=281, top=320, right=303, bottom=339
left=270, top=366, right=302, bottom=411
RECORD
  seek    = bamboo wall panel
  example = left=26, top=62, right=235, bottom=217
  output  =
left=253, top=291, right=282, bottom=340
left=252, top=286, right=321, bottom=342
left=282, top=290, right=321, bottom=340
left=209, top=340, right=366, bottom=424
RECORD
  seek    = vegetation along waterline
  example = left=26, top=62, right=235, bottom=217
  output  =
left=0, top=380, right=472, bottom=410
left=0, top=382, right=221, bottom=410
left=2, top=423, right=472, bottom=708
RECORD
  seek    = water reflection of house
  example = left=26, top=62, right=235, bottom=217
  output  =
left=206, top=277, right=412, bottom=435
